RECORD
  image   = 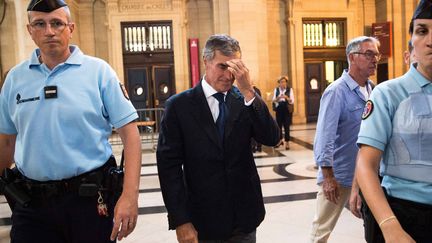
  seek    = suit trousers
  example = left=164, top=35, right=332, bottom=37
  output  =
left=310, top=186, right=352, bottom=243
left=199, top=229, right=256, bottom=243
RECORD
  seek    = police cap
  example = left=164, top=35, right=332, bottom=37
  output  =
left=27, top=0, right=68, bottom=12
left=412, top=0, right=432, bottom=20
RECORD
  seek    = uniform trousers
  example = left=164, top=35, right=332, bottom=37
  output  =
left=10, top=192, right=115, bottom=243
left=364, top=195, right=432, bottom=243
left=199, top=230, right=256, bottom=243
left=310, top=186, right=351, bottom=243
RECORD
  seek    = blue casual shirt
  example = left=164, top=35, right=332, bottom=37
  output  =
left=0, top=46, right=138, bottom=181
left=357, top=64, right=432, bottom=205
left=314, top=70, right=372, bottom=187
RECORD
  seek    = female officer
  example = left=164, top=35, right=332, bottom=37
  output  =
left=355, top=1, right=432, bottom=242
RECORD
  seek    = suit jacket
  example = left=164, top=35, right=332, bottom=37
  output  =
left=156, top=82, right=280, bottom=240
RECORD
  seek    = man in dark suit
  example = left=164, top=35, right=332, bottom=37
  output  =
left=156, top=34, right=280, bottom=243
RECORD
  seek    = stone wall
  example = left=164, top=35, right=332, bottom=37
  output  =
left=0, top=0, right=418, bottom=124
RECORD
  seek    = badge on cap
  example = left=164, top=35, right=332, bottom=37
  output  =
left=362, top=100, right=374, bottom=120
left=412, top=0, right=432, bottom=20
left=119, top=83, right=130, bottom=100
left=27, top=0, right=68, bottom=12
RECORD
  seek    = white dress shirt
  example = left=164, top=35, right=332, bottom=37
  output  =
left=202, top=77, right=255, bottom=122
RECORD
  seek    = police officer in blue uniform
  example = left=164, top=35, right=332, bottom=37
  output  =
left=0, top=0, right=142, bottom=242
left=356, top=1, right=432, bottom=242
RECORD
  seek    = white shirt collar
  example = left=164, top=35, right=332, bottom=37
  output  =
left=202, top=76, right=228, bottom=98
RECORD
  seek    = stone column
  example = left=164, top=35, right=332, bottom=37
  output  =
left=385, top=0, right=418, bottom=78
left=1, top=0, right=35, bottom=76
left=227, top=0, right=271, bottom=105
left=212, top=0, right=229, bottom=34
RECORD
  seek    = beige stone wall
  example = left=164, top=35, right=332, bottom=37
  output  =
left=103, top=0, right=189, bottom=92
left=0, top=0, right=19, bottom=82
left=68, top=0, right=81, bottom=49
left=266, top=0, right=288, bottom=99
left=93, top=1, right=109, bottom=61
left=263, top=0, right=292, bottom=117
left=0, top=0, right=82, bottom=82
left=73, top=0, right=94, bottom=55
left=185, top=0, right=285, bottom=110
left=383, top=0, right=418, bottom=78
left=212, top=0, right=230, bottom=34
left=228, top=0, right=271, bottom=104
left=186, top=0, right=214, bottom=81
left=372, top=0, right=419, bottom=79
left=0, top=0, right=418, bottom=124
left=72, top=0, right=108, bottom=61
left=288, top=0, right=366, bottom=123
left=1, top=0, right=37, bottom=75
left=186, top=0, right=275, bottom=99
left=362, top=0, right=377, bottom=34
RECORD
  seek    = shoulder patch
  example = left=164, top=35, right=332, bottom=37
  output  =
left=119, top=83, right=130, bottom=100
left=362, top=100, right=374, bottom=120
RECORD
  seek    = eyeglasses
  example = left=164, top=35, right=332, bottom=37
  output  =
left=30, top=20, right=70, bottom=33
left=352, top=51, right=382, bottom=61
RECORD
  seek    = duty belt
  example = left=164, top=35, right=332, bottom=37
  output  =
left=20, top=156, right=116, bottom=198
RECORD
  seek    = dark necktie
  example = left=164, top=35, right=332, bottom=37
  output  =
left=213, top=92, right=227, bottom=139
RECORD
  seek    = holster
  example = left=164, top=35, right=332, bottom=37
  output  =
left=104, top=165, right=124, bottom=205
left=0, top=168, right=31, bottom=210
left=77, top=155, right=123, bottom=201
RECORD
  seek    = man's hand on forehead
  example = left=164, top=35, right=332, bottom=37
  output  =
left=226, top=59, right=249, bottom=73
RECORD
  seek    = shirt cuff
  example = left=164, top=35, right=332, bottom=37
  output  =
left=318, top=161, right=333, bottom=167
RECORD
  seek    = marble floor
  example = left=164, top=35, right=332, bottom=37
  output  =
left=0, top=123, right=366, bottom=243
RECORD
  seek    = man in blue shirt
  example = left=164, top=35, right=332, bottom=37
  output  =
left=0, top=0, right=141, bottom=242
left=310, top=36, right=380, bottom=243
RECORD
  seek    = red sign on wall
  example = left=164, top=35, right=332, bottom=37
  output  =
left=372, top=22, right=392, bottom=58
left=189, top=38, right=200, bottom=87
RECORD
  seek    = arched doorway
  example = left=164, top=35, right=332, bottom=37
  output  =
left=121, top=21, right=176, bottom=109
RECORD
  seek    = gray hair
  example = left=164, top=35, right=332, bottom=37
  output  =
left=346, top=36, right=380, bottom=65
left=202, top=34, right=241, bottom=61
left=28, top=6, right=72, bottom=22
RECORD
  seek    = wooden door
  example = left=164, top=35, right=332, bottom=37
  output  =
left=121, top=21, right=175, bottom=109
left=152, top=65, right=175, bottom=108
left=305, top=63, right=324, bottom=122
